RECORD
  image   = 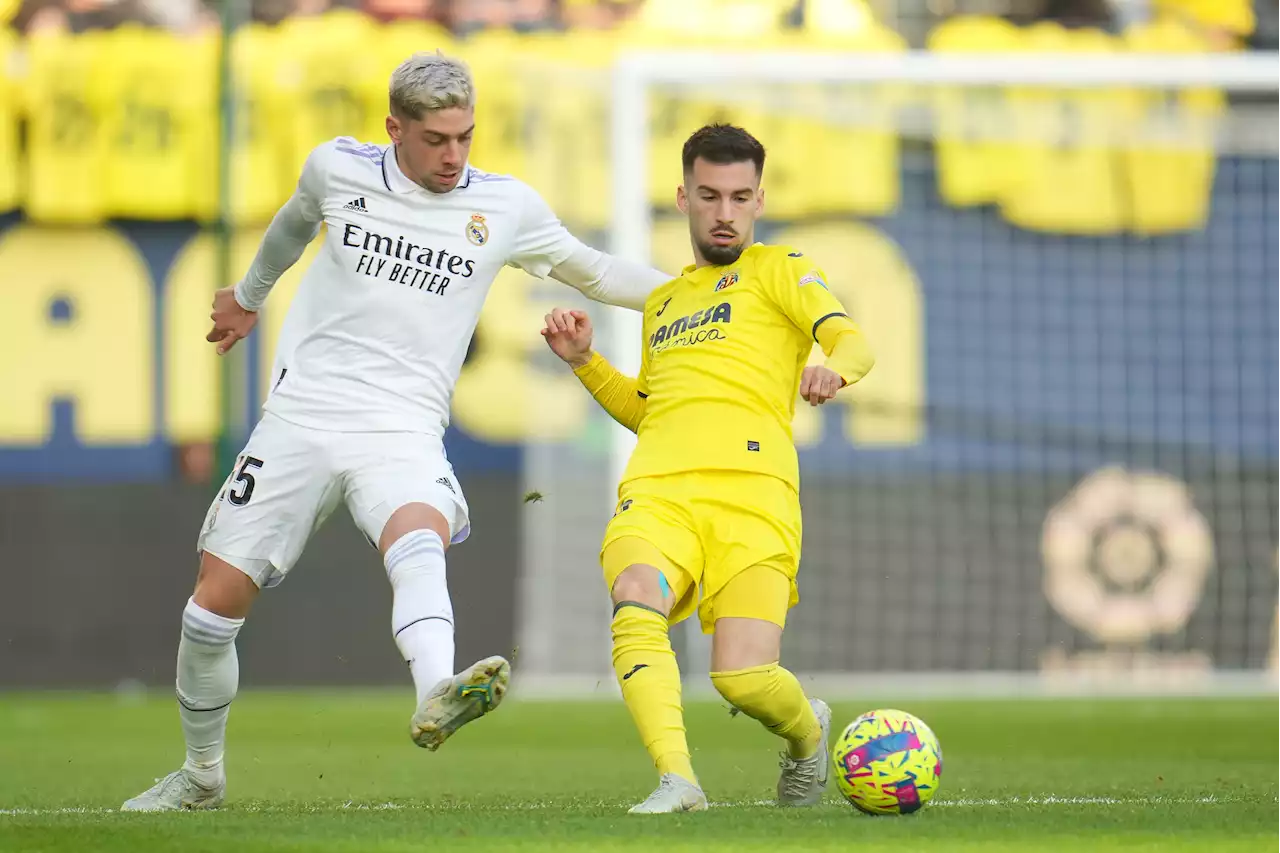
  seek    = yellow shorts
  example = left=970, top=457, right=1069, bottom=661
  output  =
left=600, top=471, right=802, bottom=633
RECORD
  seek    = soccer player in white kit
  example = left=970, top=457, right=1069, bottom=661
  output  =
left=121, top=53, right=669, bottom=811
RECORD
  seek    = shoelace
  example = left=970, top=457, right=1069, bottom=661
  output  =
left=640, top=776, right=680, bottom=806
left=148, top=771, right=187, bottom=799
left=778, top=753, right=819, bottom=797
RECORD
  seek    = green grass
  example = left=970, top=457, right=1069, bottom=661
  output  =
left=0, top=692, right=1275, bottom=852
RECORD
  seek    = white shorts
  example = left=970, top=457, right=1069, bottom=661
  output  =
left=197, top=412, right=470, bottom=589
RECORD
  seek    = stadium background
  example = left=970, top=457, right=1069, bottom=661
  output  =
left=0, top=0, right=1275, bottom=696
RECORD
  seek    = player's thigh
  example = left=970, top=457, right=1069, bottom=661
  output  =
left=696, top=473, right=802, bottom=633
left=601, top=479, right=703, bottom=624
left=340, top=433, right=469, bottom=553
left=709, top=564, right=792, bottom=670
left=198, top=414, right=342, bottom=590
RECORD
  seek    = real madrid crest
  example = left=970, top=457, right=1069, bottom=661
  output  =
left=714, top=271, right=739, bottom=292
left=466, top=214, right=489, bottom=246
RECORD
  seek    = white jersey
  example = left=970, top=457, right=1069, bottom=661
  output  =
left=238, top=137, right=667, bottom=436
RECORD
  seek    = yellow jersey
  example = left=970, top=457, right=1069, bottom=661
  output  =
left=276, top=10, right=384, bottom=186
left=102, top=25, right=216, bottom=220
left=24, top=29, right=113, bottom=224
left=456, top=30, right=529, bottom=182
left=193, top=22, right=293, bottom=225
left=804, top=24, right=905, bottom=217
left=999, top=23, right=1126, bottom=234
left=926, top=15, right=1024, bottom=208
left=0, top=27, right=20, bottom=212
left=1122, top=17, right=1222, bottom=234
left=625, top=243, right=854, bottom=491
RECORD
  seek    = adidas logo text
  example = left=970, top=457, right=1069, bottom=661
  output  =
left=343, top=197, right=369, bottom=213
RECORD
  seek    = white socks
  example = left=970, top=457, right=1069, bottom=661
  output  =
left=171, top=530, right=450, bottom=791
left=177, top=597, right=243, bottom=787
left=385, top=529, right=455, bottom=704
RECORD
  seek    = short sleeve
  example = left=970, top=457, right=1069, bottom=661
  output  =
left=761, top=249, right=851, bottom=341
left=507, top=183, right=582, bottom=278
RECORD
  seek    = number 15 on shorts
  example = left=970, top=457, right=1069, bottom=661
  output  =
left=228, top=455, right=264, bottom=507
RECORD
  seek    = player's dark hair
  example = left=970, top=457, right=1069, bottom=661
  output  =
left=681, top=124, right=766, bottom=177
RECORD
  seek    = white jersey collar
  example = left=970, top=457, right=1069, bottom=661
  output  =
left=383, top=144, right=472, bottom=194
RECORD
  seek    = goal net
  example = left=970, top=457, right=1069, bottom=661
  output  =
left=513, top=44, right=1279, bottom=697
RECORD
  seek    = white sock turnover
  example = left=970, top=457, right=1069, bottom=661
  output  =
left=177, top=597, right=243, bottom=787
left=385, top=529, right=455, bottom=705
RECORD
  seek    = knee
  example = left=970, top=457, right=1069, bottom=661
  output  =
left=711, top=660, right=778, bottom=706
left=192, top=552, right=259, bottom=619
left=182, top=597, right=244, bottom=648
left=380, top=504, right=450, bottom=554
left=384, top=529, right=447, bottom=583
left=710, top=664, right=775, bottom=707
left=611, top=565, right=668, bottom=613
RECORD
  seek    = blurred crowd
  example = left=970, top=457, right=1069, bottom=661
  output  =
left=1, top=0, right=1274, bottom=49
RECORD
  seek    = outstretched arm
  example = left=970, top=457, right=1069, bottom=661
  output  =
left=548, top=244, right=671, bottom=313
left=542, top=308, right=648, bottom=434
left=508, top=183, right=671, bottom=312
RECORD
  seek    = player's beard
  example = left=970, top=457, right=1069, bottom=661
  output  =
left=696, top=238, right=745, bottom=267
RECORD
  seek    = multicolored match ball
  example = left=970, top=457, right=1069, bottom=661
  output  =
left=832, top=708, right=943, bottom=815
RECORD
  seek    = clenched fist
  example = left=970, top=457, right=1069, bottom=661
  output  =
left=799, top=365, right=844, bottom=406
left=541, top=307, right=594, bottom=369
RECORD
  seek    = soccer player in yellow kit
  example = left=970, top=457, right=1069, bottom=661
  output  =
left=542, top=124, right=875, bottom=813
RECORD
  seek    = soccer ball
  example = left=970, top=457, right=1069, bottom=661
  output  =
left=831, top=708, right=942, bottom=815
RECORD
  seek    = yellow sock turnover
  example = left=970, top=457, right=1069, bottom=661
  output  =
left=611, top=602, right=696, bottom=784
left=711, top=663, right=820, bottom=759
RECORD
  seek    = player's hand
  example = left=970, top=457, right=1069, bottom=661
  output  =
left=541, top=307, right=594, bottom=369
left=800, top=365, right=845, bottom=406
left=207, top=286, right=258, bottom=356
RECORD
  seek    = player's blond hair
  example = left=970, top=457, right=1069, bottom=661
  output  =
left=389, top=51, right=475, bottom=120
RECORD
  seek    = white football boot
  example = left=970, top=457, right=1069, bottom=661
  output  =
left=776, top=697, right=832, bottom=807
left=410, top=655, right=511, bottom=751
left=628, top=773, right=709, bottom=814
left=121, top=767, right=225, bottom=812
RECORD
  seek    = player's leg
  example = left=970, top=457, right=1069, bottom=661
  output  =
left=601, top=484, right=707, bottom=814
left=699, top=475, right=830, bottom=806
left=379, top=501, right=459, bottom=710
left=709, top=566, right=821, bottom=757
left=384, top=501, right=510, bottom=751
left=606, top=538, right=699, bottom=787
left=343, top=435, right=508, bottom=751
left=120, top=552, right=256, bottom=812
left=123, top=416, right=338, bottom=812
left=707, top=566, right=831, bottom=806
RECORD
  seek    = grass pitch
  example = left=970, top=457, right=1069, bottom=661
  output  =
left=0, top=691, right=1275, bottom=852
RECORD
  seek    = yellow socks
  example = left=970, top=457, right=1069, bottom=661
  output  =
left=711, top=663, right=821, bottom=759
left=611, top=602, right=696, bottom=784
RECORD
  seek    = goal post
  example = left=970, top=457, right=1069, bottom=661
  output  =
left=601, top=49, right=1279, bottom=696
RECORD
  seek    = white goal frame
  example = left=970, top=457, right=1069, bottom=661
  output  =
left=604, top=50, right=1280, bottom=693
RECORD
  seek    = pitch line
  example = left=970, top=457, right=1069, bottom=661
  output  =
left=0, top=795, right=1245, bottom=817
